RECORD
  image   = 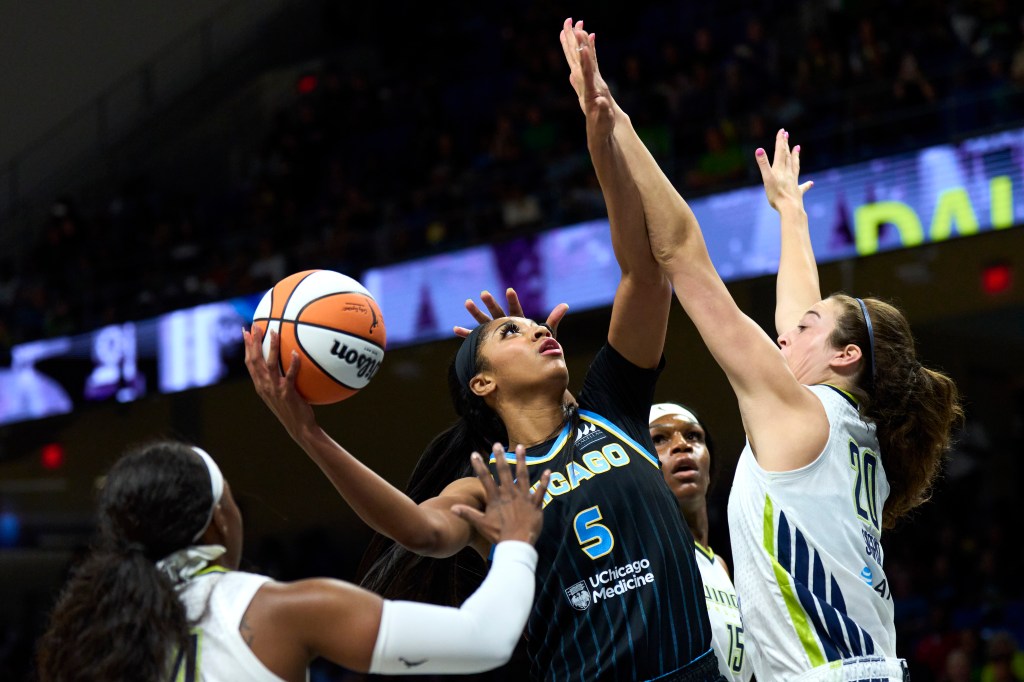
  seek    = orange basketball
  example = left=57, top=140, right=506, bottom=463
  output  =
left=252, top=270, right=386, bottom=404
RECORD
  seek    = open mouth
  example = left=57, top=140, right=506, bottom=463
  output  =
left=671, top=460, right=699, bottom=478
left=539, top=338, right=562, bottom=356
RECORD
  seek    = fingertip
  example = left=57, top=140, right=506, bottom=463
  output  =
left=755, top=148, right=765, bottom=157
left=794, top=144, right=801, bottom=153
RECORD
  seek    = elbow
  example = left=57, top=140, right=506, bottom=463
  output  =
left=472, top=635, right=518, bottom=672
left=397, top=531, right=441, bottom=557
left=395, top=522, right=454, bottom=558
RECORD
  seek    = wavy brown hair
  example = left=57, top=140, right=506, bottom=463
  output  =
left=828, top=294, right=963, bottom=528
left=37, top=441, right=213, bottom=681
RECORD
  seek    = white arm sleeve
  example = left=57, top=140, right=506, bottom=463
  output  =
left=368, top=540, right=537, bottom=675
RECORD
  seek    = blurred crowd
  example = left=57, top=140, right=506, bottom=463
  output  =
left=4, top=3, right=1024, bottom=674
left=3, top=0, right=1024, bottom=352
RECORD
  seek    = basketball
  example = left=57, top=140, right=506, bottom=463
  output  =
left=252, top=270, right=386, bottom=404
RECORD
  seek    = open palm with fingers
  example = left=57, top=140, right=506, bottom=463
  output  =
left=559, top=18, right=615, bottom=140
left=755, top=128, right=814, bottom=211
left=454, top=288, right=569, bottom=339
left=452, top=444, right=551, bottom=546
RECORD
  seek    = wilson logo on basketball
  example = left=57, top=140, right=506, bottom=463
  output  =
left=329, top=341, right=383, bottom=380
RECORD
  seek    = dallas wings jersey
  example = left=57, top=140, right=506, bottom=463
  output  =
left=490, top=345, right=711, bottom=682
left=695, top=544, right=751, bottom=682
left=728, top=384, right=904, bottom=681
left=172, top=567, right=293, bottom=682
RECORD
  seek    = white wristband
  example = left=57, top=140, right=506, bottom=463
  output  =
left=368, top=541, right=537, bottom=675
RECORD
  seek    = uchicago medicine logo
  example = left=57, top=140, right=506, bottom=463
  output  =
left=565, top=557, right=655, bottom=611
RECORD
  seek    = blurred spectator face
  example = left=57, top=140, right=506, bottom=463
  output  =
left=704, top=127, right=724, bottom=152
left=746, top=19, right=763, bottom=44
left=694, top=28, right=712, bottom=54
left=945, top=649, right=971, bottom=682
left=898, top=53, right=922, bottom=81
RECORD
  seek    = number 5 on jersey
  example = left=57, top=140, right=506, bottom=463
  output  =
left=574, top=505, right=614, bottom=559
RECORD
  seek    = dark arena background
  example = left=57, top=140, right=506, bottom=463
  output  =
left=2, top=1, right=1024, bottom=680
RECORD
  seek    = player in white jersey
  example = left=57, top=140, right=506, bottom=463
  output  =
left=630, top=124, right=960, bottom=682
left=649, top=403, right=752, bottom=682
left=37, top=440, right=549, bottom=681
left=561, top=23, right=963, bottom=679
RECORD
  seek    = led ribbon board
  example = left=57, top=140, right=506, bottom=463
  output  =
left=2, top=128, right=1022, bottom=426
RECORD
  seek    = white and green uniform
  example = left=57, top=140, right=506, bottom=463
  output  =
left=695, top=542, right=752, bottom=682
left=175, top=567, right=289, bottom=682
left=728, top=384, right=907, bottom=682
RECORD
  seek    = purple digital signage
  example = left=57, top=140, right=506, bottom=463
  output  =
left=3, top=128, right=1023, bottom=426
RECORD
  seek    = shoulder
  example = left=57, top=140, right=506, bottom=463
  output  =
left=715, top=555, right=731, bottom=579
left=249, top=577, right=383, bottom=629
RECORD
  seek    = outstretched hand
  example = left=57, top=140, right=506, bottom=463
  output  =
left=453, top=288, right=569, bottom=339
left=243, top=326, right=317, bottom=441
left=559, top=18, right=615, bottom=139
left=755, top=128, right=814, bottom=211
left=451, top=444, right=551, bottom=546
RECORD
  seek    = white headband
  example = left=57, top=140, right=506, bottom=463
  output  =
left=649, top=403, right=700, bottom=427
left=190, top=446, right=225, bottom=542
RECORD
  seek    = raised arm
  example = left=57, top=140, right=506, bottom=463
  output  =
left=563, top=24, right=827, bottom=470
left=755, top=130, right=819, bottom=335
left=560, top=19, right=670, bottom=369
left=244, top=326, right=485, bottom=558
left=245, top=447, right=549, bottom=677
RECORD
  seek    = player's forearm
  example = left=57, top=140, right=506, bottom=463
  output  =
left=587, top=118, right=661, bottom=284
left=775, top=201, right=821, bottom=334
left=369, top=541, right=538, bottom=675
left=609, top=106, right=703, bottom=274
left=294, top=426, right=456, bottom=556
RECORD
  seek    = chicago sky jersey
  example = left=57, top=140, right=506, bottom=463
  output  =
left=490, top=344, right=711, bottom=681
left=695, top=544, right=751, bottom=682
left=728, top=384, right=901, bottom=681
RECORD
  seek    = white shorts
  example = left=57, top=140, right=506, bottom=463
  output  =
left=792, top=656, right=908, bottom=682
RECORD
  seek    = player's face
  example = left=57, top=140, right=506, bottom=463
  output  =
left=218, top=481, right=244, bottom=570
left=477, top=316, right=568, bottom=390
left=650, top=415, right=710, bottom=502
left=776, top=298, right=842, bottom=385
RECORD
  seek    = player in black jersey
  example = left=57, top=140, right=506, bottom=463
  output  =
left=246, top=16, right=720, bottom=681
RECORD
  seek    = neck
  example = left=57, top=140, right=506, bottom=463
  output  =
left=499, top=394, right=569, bottom=448
left=679, top=497, right=709, bottom=548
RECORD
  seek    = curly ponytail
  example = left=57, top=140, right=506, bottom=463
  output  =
left=37, top=442, right=213, bottom=681
left=829, top=295, right=963, bottom=528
